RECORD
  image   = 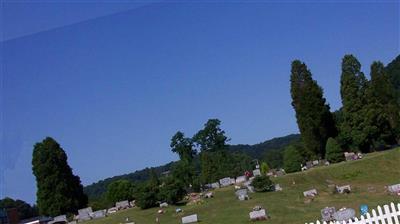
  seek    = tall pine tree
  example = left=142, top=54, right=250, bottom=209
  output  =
left=339, top=55, right=370, bottom=152
left=290, top=60, right=337, bottom=159
left=365, top=62, right=400, bottom=146
left=32, top=137, right=88, bottom=216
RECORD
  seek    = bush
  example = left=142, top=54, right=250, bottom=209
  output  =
left=106, top=180, right=135, bottom=204
left=325, top=137, right=344, bottom=163
left=283, top=145, right=303, bottom=173
left=251, top=176, right=274, bottom=192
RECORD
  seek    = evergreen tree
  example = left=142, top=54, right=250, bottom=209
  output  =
left=290, top=60, right=337, bottom=158
left=365, top=62, right=400, bottom=146
left=283, top=145, right=304, bottom=173
left=339, top=55, right=370, bottom=152
left=385, top=54, right=400, bottom=103
left=325, top=137, right=344, bottom=163
left=32, top=137, right=88, bottom=216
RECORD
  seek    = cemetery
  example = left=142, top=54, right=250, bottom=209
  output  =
left=72, top=148, right=399, bottom=224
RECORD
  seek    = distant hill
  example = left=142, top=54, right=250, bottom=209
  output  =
left=83, top=134, right=300, bottom=199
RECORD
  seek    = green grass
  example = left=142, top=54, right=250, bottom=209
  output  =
left=86, top=148, right=400, bottom=224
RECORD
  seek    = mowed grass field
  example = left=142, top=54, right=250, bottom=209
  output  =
left=86, top=148, right=400, bottom=224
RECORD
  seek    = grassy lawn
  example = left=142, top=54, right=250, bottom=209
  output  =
left=86, top=148, right=400, bottom=224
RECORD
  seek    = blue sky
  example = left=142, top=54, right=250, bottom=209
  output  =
left=1, top=0, right=399, bottom=204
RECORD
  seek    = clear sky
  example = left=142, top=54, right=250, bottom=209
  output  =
left=1, top=0, right=399, bottom=204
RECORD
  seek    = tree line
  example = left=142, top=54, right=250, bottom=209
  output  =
left=284, top=54, right=400, bottom=172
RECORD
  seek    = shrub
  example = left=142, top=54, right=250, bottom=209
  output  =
left=325, top=137, right=345, bottom=163
left=251, top=176, right=274, bottom=192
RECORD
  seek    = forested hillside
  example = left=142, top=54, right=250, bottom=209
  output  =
left=83, top=134, right=300, bottom=199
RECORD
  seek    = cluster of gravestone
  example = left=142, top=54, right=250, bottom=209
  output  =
left=313, top=182, right=400, bottom=222
left=301, top=159, right=330, bottom=171
left=266, top=168, right=286, bottom=177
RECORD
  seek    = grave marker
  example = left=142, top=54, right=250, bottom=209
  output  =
left=303, top=189, right=318, bottom=197
left=182, top=214, right=198, bottom=224
left=249, top=209, right=267, bottom=221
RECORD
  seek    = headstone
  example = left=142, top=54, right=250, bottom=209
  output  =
left=303, top=189, right=318, bottom=197
left=129, top=200, right=136, bottom=207
left=312, top=160, right=319, bottom=166
left=219, top=177, right=232, bottom=187
left=230, top=178, right=236, bottom=185
left=107, top=207, right=118, bottom=214
left=48, top=215, right=67, bottom=224
left=249, top=209, right=267, bottom=221
left=243, top=181, right=252, bottom=187
left=78, top=207, right=92, bottom=221
left=159, top=202, right=168, bottom=208
left=321, top=207, right=336, bottom=222
left=333, top=208, right=356, bottom=222
left=235, top=176, right=247, bottom=184
left=388, top=183, right=400, bottom=194
left=235, top=189, right=249, bottom=200
left=176, top=208, right=182, bottom=213
left=91, top=210, right=106, bottom=219
left=211, top=182, right=220, bottom=189
left=344, top=152, right=357, bottom=161
left=116, top=200, right=130, bottom=210
left=274, top=184, right=282, bottom=191
left=68, top=221, right=77, bottom=224
left=336, top=185, right=351, bottom=194
left=253, top=169, right=261, bottom=177
left=306, top=161, right=313, bottom=169
left=182, top=214, right=198, bottom=224
left=360, top=204, right=368, bottom=216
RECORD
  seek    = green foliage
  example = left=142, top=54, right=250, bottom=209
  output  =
left=260, top=162, right=270, bottom=175
left=262, top=149, right=284, bottom=169
left=339, top=55, right=370, bottom=152
left=158, top=177, right=186, bottom=205
left=171, top=159, right=196, bottom=188
left=283, top=145, right=304, bottom=173
left=364, top=61, right=400, bottom=147
left=106, top=180, right=135, bottom=204
left=290, top=60, right=337, bottom=159
left=251, top=176, right=274, bottom=192
left=325, top=137, right=344, bottom=163
left=170, top=131, right=196, bottom=162
left=32, top=137, right=88, bottom=216
left=385, top=54, right=400, bottom=104
left=193, top=119, right=229, bottom=152
left=135, top=183, right=159, bottom=209
left=0, top=197, right=38, bottom=220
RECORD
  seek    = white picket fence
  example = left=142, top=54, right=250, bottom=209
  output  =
left=306, top=202, right=400, bottom=224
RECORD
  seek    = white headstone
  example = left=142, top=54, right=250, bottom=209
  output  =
left=333, top=208, right=355, bottom=222
left=116, top=200, right=130, bottom=210
left=159, top=202, right=168, bottom=208
left=91, top=210, right=106, bottom=219
left=388, top=183, right=400, bottom=193
left=182, top=214, right=198, bottom=224
left=235, top=176, right=247, bottom=184
left=336, top=185, right=351, bottom=194
left=249, top=209, right=266, bottom=220
left=78, top=207, right=93, bottom=221
left=210, top=182, right=220, bottom=189
left=48, top=215, right=67, bottom=224
left=219, top=177, right=232, bottom=187
left=303, top=189, right=318, bottom=197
